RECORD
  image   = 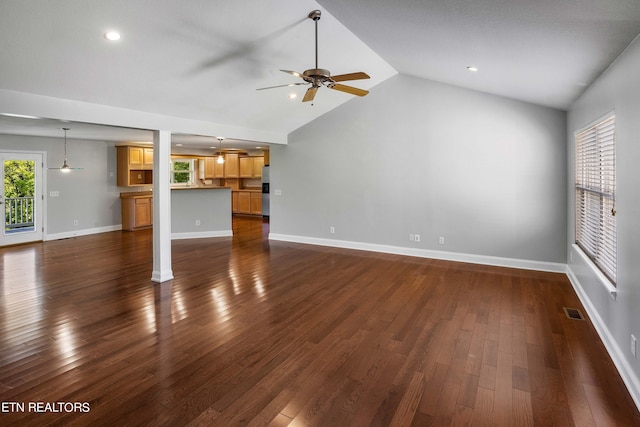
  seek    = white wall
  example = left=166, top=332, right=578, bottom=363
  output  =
left=567, top=36, right=640, bottom=408
left=270, top=74, right=567, bottom=268
left=0, top=134, right=121, bottom=237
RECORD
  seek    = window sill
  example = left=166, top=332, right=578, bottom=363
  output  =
left=571, top=244, right=617, bottom=300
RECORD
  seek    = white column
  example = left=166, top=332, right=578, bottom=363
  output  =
left=151, top=130, right=174, bottom=283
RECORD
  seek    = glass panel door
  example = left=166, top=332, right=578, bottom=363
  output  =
left=1, top=152, right=43, bottom=246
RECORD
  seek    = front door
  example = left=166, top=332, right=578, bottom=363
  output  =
left=1, top=152, right=44, bottom=246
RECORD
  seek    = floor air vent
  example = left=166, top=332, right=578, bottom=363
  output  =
left=563, top=307, right=585, bottom=321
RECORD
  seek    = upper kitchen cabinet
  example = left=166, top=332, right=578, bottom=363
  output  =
left=123, top=146, right=153, bottom=169
left=224, top=153, right=240, bottom=178
left=239, top=156, right=264, bottom=178
left=199, top=157, right=225, bottom=179
left=117, top=146, right=153, bottom=186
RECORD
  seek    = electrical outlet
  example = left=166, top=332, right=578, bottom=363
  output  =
left=274, top=189, right=282, bottom=196
left=73, top=219, right=78, bottom=226
left=438, top=237, right=445, bottom=245
left=195, top=219, right=201, bottom=226
left=49, top=191, right=59, bottom=197
left=330, top=226, right=335, bottom=234
left=632, top=335, right=637, bottom=358
left=414, top=234, right=421, bottom=242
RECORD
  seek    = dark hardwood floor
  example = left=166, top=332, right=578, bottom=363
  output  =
left=1, top=216, right=638, bottom=426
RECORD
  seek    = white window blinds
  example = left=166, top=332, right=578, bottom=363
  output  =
left=575, top=114, right=616, bottom=284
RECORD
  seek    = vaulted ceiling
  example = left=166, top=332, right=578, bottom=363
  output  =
left=1, top=0, right=639, bottom=145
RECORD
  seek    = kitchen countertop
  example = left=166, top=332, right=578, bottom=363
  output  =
left=120, top=191, right=152, bottom=198
left=170, top=186, right=231, bottom=191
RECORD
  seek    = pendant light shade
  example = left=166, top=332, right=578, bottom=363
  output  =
left=217, top=137, right=225, bottom=164
left=60, top=128, right=71, bottom=172
left=48, top=127, right=83, bottom=172
left=60, top=159, right=71, bottom=173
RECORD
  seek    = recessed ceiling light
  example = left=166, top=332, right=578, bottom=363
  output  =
left=289, top=93, right=297, bottom=99
left=175, top=143, right=183, bottom=147
left=104, top=31, right=121, bottom=41
left=467, top=66, right=479, bottom=72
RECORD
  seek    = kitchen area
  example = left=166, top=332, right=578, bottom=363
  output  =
left=116, top=144, right=269, bottom=236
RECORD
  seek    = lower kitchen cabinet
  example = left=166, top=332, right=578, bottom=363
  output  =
left=121, top=194, right=153, bottom=230
left=232, top=191, right=262, bottom=215
left=250, top=192, right=262, bottom=215
left=237, top=192, right=251, bottom=213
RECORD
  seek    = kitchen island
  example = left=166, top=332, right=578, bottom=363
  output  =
left=120, top=187, right=233, bottom=238
left=171, top=186, right=232, bottom=239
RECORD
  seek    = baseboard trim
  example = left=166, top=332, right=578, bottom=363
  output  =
left=566, top=266, right=640, bottom=412
left=267, top=233, right=566, bottom=273
left=45, top=225, right=122, bottom=241
left=171, top=230, right=233, bottom=240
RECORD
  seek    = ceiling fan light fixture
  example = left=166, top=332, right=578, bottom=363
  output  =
left=60, top=160, right=71, bottom=173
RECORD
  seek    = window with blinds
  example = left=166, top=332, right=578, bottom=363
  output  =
left=575, top=114, right=616, bottom=284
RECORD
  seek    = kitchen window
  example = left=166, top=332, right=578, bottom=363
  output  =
left=170, top=159, right=195, bottom=185
left=575, top=113, right=616, bottom=284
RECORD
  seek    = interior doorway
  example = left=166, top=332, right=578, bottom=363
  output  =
left=1, top=152, right=44, bottom=246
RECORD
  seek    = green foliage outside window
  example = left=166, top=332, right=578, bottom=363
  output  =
left=4, top=160, right=34, bottom=198
left=4, top=160, right=35, bottom=229
left=171, top=160, right=193, bottom=184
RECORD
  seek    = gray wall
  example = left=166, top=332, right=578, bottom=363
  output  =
left=0, top=134, right=121, bottom=235
left=171, top=188, right=232, bottom=238
left=567, top=36, right=640, bottom=402
left=270, top=74, right=567, bottom=264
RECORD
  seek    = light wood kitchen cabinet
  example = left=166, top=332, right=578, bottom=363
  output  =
left=203, top=157, right=215, bottom=179
left=121, top=194, right=152, bottom=230
left=117, top=146, right=153, bottom=186
left=237, top=191, right=251, bottom=213
left=239, top=156, right=253, bottom=178
left=239, top=156, right=264, bottom=178
left=252, top=156, right=264, bottom=177
left=232, top=191, right=239, bottom=212
left=250, top=192, right=262, bottom=215
left=232, top=191, right=262, bottom=215
left=142, top=148, right=153, bottom=169
left=214, top=158, right=225, bottom=178
left=225, top=153, right=240, bottom=178
left=199, top=157, right=225, bottom=179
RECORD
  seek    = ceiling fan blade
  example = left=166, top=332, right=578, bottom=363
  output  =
left=330, top=72, right=370, bottom=82
left=328, top=83, right=369, bottom=97
left=257, top=82, right=308, bottom=91
left=302, top=86, right=318, bottom=102
left=280, top=70, right=308, bottom=80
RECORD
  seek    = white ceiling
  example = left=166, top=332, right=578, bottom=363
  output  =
left=318, top=0, right=640, bottom=110
left=1, top=0, right=640, bottom=147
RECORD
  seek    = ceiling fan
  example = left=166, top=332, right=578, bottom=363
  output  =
left=48, top=127, right=83, bottom=172
left=257, top=10, right=370, bottom=102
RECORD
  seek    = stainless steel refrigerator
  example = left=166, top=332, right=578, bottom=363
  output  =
left=261, top=166, right=270, bottom=218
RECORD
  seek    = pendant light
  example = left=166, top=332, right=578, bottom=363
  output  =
left=216, top=137, right=225, bottom=164
left=48, top=127, right=83, bottom=172
left=60, top=127, right=71, bottom=172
